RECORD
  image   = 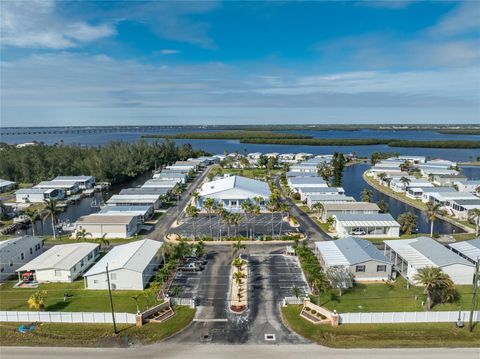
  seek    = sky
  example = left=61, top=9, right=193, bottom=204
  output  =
left=1, top=0, right=479, bottom=126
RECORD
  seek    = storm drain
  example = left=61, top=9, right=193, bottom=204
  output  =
left=264, top=334, right=276, bottom=341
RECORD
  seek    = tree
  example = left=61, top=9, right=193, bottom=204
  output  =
left=326, top=266, right=353, bottom=296
left=291, top=285, right=303, bottom=299
left=230, top=213, right=243, bottom=237
left=215, top=204, right=225, bottom=240
left=96, top=234, right=110, bottom=251
left=232, top=257, right=244, bottom=271
left=377, top=172, right=388, bottom=184
left=185, top=205, right=199, bottom=239
left=191, top=191, right=200, bottom=206
left=23, top=208, right=40, bottom=236
left=266, top=199, right=277, bottom=237
left=428, top=173, right=435, bottom=183
left=384, top=177, right=392, bottom=188
left=360, top=188, right=373, bottom=203
left=194, top=240, right=205, bottom=258
left=277, top=202, right=289, bottom=236
left=76, top=228, right=92, bottom=241
left=398, top=212, right=417, bottom=235
left=172, top=185, right=183, bottom=224
left=326, top=216, right=335, bottom=231
left=331, top=152, right=346, bottom=187
left=413, top=267, right=456, bottom=311
left=399, top=176, right=411, bottom=189
left=232, top=239, right=246, bottom=256
left=468, top=208, right=480, bottom=237
left=233, top=271, right=246, bottom=286
left=312, top=202, right=324, bottom=220
left=27, top=290, right=48, bottom=311
left=400, top=160, right=412, bottom=172
left=203, top=197, right=216, bottom=239
left=317, top=163, right=333, bottom=182
left=43, top=199, right=60, bottom=240
left=313, top=273, right=329, bottom=306
left=377, top=199, right=389, bottom=214
left=241, top=199, right=253, bottom=238
left=257, top=155, right=268, bottom=169
left=426, top=201, right=442, bottom=237
left=250, top=203, right=260, bottom=239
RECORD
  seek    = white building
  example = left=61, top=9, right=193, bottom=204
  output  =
left=106, top=194, right=162, bottom=209
left=444, top=198, right=480, bottom=220
left=288, top=177, right=328, bottom=192
left=120, top=187, right=170, bottom=197
left=152, top=172, right=187, bottom=183
left=84, top=239, right=163, bottom=291
left=75, top=214, right=139, bottom=238
left=0, top=236, right=44, bottom=282
left=448, top=238, right=480, bottom=265
left=431, top=174, right=467, bottom=186
left=299, top=187, right=345, bottom=201
left=314, top=237, right=392, bottom=282
left=418, top=166, right=459, bottom=177
left=406, top=186, right=452, bottom=200
left=53, top=176, right=95, bottom=189
left=333, top=213, right=400, bottom=238
left=16, top=243, right=99, bottom=283
left=320, top=202, right=380, bottom=222
left=455, top=180, right=480, bottom=193
left=306, top=194, right=356, bottom=208
left=198, top=175, right=271, bottom=212
left=290, top=163, right=318, bottom=173
left=98, top=205, right=154, bottom=223
left=0, top=179, right=15, bottom=193
left=15, top=188, right=63, bottom=203
left=142, top=179, right=181, bottom=189
left=34, top=180, right=80, bottom=195
left=384, top=237, right=474, bottom=285
left=286, top=171, right=318, bottom=178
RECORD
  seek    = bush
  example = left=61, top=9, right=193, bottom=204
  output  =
left=305, top=307, right=311, bottom=311
left=311, top=310, right=317, bottom=315
left=292, top=192, right=301, bottom=201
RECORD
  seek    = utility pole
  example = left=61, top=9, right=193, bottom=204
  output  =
left=469, top=258, right=480, bottom=332
left=106, top=265, right=118, bottom=334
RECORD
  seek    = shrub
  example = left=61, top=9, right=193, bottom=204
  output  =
left=292, top=192, right=301, bottom=201
left=305, top=307, right=311, bottom=311
left=311, top=310, right=317, bottom=315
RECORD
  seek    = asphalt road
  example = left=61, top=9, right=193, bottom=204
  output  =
left=148, top=167, right=212, bottom=240
left=3, top=345, right=479, bottom=359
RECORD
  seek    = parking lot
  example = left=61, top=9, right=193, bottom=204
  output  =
left=172, top=213, right=296, bottom=238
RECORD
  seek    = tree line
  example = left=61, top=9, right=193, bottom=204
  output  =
left=143, top=131, right=311, bottom=140
left=0, top=140, right=208, bottom=184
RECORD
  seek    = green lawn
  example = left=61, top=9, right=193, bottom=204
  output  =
left=312, top=277, right=474, bottom=313
left=0, top=280, right=154, bottom=313
left=281, top=305, right=480, bottom=348
left=0, top=306, right=195, bottom=347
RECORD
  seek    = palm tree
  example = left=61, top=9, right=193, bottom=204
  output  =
left=172, top=184, right=183, bottom=224
left=230, top=212, right=243, bottom=237
left=75, top=228, right=92, bottom=241
left=232, top=257, right=244, bottom=271
left=232, top=239, right=246, bottom=256
left=413, top=267, right=456, bottom=311
left=195, top=240, right=205, bottom=258
left=426, top=201, right=442, bottom=237
left=277, top=202, right=289, bottom=236
left=428, top=173, right=435, bottom=183
left=241, top=199, right=253, bottom=238
left=43, top=199, right=60, bottom=240
left=233, top=271, right=246, bottom=286
left=250, top=204, right=260, bottom=239
left=360, top=188, right=373, bottom=203
left=203, top=197, right=216, bottom=239
left=266, top=199, right=277, bottom=237
left=291, top=285, right=302, bottom=299
left=23, top=208, right=40, bottom=236
left=96, top=233, right=110, bottom=251
left=185, top=204, right=199, bottom=239
left=326, top=216, right=335, bottom=232
left=384, top=177, right=392, bottom=188
left=223, top=210, right=232, bottom=237
left=399, top=176, right=411, bottom=189
left=314, top=273, right=329, bottom=306
left=469, top=208, right=480, bottom=236
left=377, top=172, right=388, bottom=184
left=191, top=191, right=200, bottom=206
left=377, top=199, right=389, bottom=214
left=311, top=202, right=324, bottom=220
left=397, top=212, right=417, bottom=235
left=317, top=163, right=333, bottom=182
left=215, top=204, right=225, bottom=240
left=131, top=293, right=144, bottom=313
left=27, top=290, right=48, bottom=311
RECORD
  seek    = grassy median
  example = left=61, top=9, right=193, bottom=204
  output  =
left=281, top=305, right=480, bottom=348
left=0, top=306, right=195, bottom=347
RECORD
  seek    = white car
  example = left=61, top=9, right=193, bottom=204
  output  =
left=351, top=229, right=366, bottom=236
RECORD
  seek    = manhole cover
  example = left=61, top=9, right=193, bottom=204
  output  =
left=264, top=334, right=276, bottom=341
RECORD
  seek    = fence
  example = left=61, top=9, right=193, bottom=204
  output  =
left=0, top=311, right=136, bottom=324
left=339, top=310, right=480, bottom=324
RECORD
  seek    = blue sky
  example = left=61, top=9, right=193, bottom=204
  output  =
left=1, top=0, right=479, bottom=126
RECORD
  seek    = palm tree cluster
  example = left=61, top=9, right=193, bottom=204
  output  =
left=397, top=212, right=418, bottom=235
left=413, top=267, right=457, bottom=311
left=295, top=246, right=330, bottom=303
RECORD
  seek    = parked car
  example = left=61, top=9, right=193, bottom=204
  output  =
left=178, top=263, right=203, bottom=272
left=351, top=229, right=366, bottom=235
left=184, top=255, right=208, bottom=265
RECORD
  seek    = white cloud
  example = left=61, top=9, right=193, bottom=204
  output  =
left=428, top=1, right=480, bottom=36
left=157, top=49, right=181, bottom=55
left=0, top=0, right=115, bottom=49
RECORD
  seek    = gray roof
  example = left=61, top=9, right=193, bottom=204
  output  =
left=335, top=213, right=396, bottom=221
left=410, top=237, right=473, bottom=267
left=120, top=187, right=170, bottom=196
left=448, top=238, right=480, bottom=263
left=286, top=171, right=318, bottom=177
left=289, top=177, right=327, bottom=185
left=308, top=194, right=355, bottom=202
left=155, top=172, right=186, bottom=178
left=452, top=199, right=480, bottom=206
left=420, top=187, right=455, bottom=193
left=16, top=188, right=51, bottom=194
left=300, top=187, right=342, bottom=193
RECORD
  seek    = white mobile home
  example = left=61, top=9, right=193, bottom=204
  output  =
left=53, top=176, right=96, bottom=189
left=75, top=214, right=139, bottom=238
left=448, top=238, right=480, bottom=265
left=120, top=187, right=170, bottom=197
left=320, top=202, right=380, bottom=222
left=431, top=174, right=467, bottom=186
left=15, top=188, right=63, bottom=203
left=299, top=187, right=344, bottom=201
left=152, top=172, right=188, bottom=183
left=384, top=237, right=474, bottom=285
left=314, top=237, right=392, bottom=282
left=455, top=180, right=480, bottom=193
left=106, top=194, right=162, bottom=209
left=288, top=177, right=327, bottom=192
left=84, top=239, right=163, bottom=291
left=0, top=179, right=15, bottom=192
left=34, top=180, right=80, bottom=195
left=16, top=243, right=99, bottom=283
left=198, top=175, right=270, bottom=212
left=306, top=194, right=356, bottom=208
left=142, top=179, right=181, bottom=189
left=0, top=236, right=44, bottom=282
left=333, top=213, right=400, bottom=238
left=99, top=205, right=154, bottom=223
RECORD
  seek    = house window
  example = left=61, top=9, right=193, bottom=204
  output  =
left=80, top=259, right=85, bottom=267
left=20, top=253, right=24, bottom=260
left=55, top=270, right=62, bottom=277
left=355, top=265, right=366, bottom=272
left=88, top=253, right=93, bottom=260
left=230, top=200, right=237, bottom=207
left=9, top=260, right=13, bottom=267
left=30, top=248, right=33, bottom=255
left=377, top=265, right=387, bottom=272
left=111, top=273, right=117, bottom=280
left=93, top=280, right=99, bottom=284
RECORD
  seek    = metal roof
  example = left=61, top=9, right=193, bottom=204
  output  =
left=99, top=206, right=152, bottom=215
left=334, top=213, right=400, bottom=227
left=54, top=176, right=94, bottom=181
left=308, top=194, right=355, bottom=202
left=289, top=177, right=327, bottom=185
left=315, top=237, right=389, bottom=266
left=142, top=179, right=180, bottom=188
left=0, top=236, right=42, bottom=261
left=300, top=187, right=344, bottom=193
left=17, top=243, right=99, bottom=271
left=107, top=194, right=160, bottom=204
left=120, top=187, right=169, bottom=196
left=385, top=237, right=474, bottom=269
left=448, top=239, right=480, bottom=263
left=16, top=188, right=52, bottom=194
left=76, top=214, right=137, bottom=224
left=199, top=175, right=270, bottom=199
left=286, top=171, right=318, bottom=177
left=84, top=239, right=162, bottom=276
left=323, top=202, right=380, bottom=211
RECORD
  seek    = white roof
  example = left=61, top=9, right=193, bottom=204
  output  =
left=54, top=176, right=94, bottom=182
left=0, top=236, right=42, bottom=260
left=35, top=180, right=78, bottom=188
left=107, top=194, right=160, bottom=204
left=17, top=243, right=98, bottom=272
left=199, top=175, right=271, bottom=199
left=448, top=239, right=480, bottom=263
left=0, top=179, right=15, bottom=187
left=315, top=241, right=349, bottom=266
left=142, top=179, right=180, bottom=188
left=84, top=239, right=162, bottom=276
left=335, top=213, right=400, bottom=227
left=385, top=237, right=473, bottom=269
